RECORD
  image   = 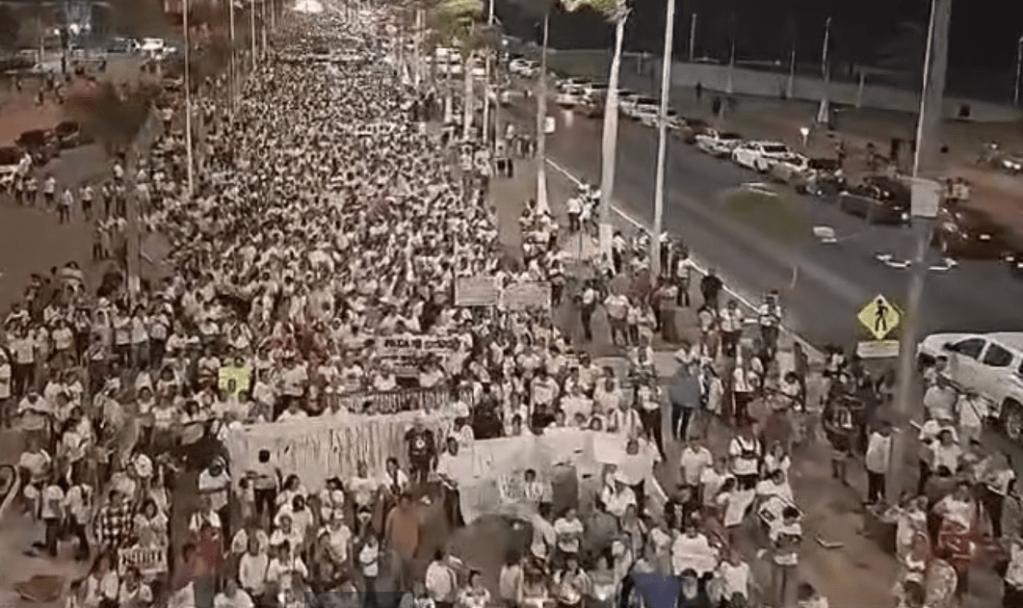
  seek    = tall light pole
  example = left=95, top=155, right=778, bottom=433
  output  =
left=725, top=12, right=735, bottom=95
left=535, top=13, right=550, bottom=214
left=183, top=0, right=195, bottom=196
left=481, top=0, right=495, bottom=144
left=888, top=0, right=952, bottom=503
left=1014, top=35, right=1023, bottom=106
left=229, top=0, right=237, bottom=117
left=651, top=0, right=676, bottom=278
left=815, top=16, right=832, bottom=124
left=687, top=13, right=696, bottom=61
left=250, top=0, right=258, bottom=68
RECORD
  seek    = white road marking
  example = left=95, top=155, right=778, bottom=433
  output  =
left=544, top=157, right=824, bottom=360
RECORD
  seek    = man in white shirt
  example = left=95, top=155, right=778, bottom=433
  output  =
left=424, top=549, right=459, bottom=608
left=679, top=438, right=713, bottom=496
left=604, top=292, right=630, bottom=347
left=923, top=377, right=958, bottom=422
left=553, top=508, right=584, bottom=561
left=600, top=478, right=636, bottom=519
left=215, top=579, right=254, bottom=608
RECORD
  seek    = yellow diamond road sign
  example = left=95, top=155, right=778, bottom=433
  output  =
left=858, top=294, right=900, bottom=341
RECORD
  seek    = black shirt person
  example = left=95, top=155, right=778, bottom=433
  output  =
left=404, top=416, right=437, bottom=487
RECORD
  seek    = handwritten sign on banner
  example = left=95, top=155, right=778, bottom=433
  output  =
left=119, top=546, right=168, bottom=578
left=502, top=282, right=552, bottom=311
left=455, top=276, right=501, bottom=307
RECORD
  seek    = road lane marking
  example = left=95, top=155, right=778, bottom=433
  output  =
left=544, top=157, right=824, bottom=360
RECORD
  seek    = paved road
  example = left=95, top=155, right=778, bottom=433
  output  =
left=502, top=91, right=1023, bottom=350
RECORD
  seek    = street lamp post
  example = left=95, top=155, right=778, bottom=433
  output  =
left=815, top=16, right=832, bottom=124
left=184, top=0, right=195, bottom=196
left=725, top=12, right=735, bottom=95
left=1014, top=35, right=1023, bottom=106
left=887, top=0, right=953, bottom=504
left=650, top=0, right=676, bottom=278
left=250, top=0, right=258, bottom=68
left=687, top=13, right=696, bottom=62
left=481, top=0, right=495, bottom=145
left=229, top=0, right=237, bottom=117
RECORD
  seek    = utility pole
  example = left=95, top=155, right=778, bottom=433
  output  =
left=815, top=16, right=832, bottom=124
left=687, top=13, right=696, bottom=62
left=184, top=0, right=195, bottom=196
left=535, top=13, right=550, bottom=214
left=725, top=12, right=735, bottom=95
left=250, top=0, right=258, bottom=69
left=481, top=0, right=495, bottom=144
left=229, top=0, right=237, bottom=118
left=651, top=0, right=676, bottom=278
left=887, top=0, right=952, bottom=504
left=1014, top=35, right=1023, bottom=106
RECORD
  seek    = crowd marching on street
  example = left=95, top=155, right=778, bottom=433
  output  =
left=0, top=7, right=1022, bottom=608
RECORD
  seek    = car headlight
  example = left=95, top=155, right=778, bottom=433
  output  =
left=901, top=212, right=910, bottom=221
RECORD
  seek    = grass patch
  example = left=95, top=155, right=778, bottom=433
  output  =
left=724, top=188, right=812, bottom=246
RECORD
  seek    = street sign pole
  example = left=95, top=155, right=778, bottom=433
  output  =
left=888, top=0, right=952, bottom=505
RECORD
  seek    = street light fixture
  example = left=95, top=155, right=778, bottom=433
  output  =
left=1014, top=34, right=1023, bottom=106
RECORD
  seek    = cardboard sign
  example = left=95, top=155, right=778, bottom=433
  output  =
left=502, top=282, right=552, bottom=311
left=339, top=386, right=475, bottom=415
left=119, top=546, right=168, bottom=578
left=455, top=276, right=501, bottom=307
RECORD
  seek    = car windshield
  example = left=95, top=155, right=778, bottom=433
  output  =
left=809, top=158, right=839, bottom=171
left=720, top=132, right=741, bottom=140
left=0, top=146, right=20, bottom=165
left=590, top=84, right=607, bottom=90
left=637, top=97, right=658, bottom=105
left=762, top=144, right=788, bottom=154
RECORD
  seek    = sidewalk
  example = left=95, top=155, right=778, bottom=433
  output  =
left=483, top=150, right=1006, bottom=607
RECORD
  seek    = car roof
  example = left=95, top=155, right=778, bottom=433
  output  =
left=987, top=332, right=1023, bottom=352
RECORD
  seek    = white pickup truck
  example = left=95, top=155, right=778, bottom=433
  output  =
left=918, top=331, right=1023, bottom=440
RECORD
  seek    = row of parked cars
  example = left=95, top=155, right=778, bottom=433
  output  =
left=0, top=122, right=93, bottom=190
left=535, top=71, right=1023, bottom=266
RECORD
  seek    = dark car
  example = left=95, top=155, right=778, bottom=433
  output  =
left=676, top=117, right=710, bottom=144
left=837, top=175, right=910, bottom=224
left=53, top=121, right=94, bottom=149
left=577, top=99, right=604, bottom=118
left=16, top=129, right=60, bottom=165
left=932, top=203, right=1018, bottom=259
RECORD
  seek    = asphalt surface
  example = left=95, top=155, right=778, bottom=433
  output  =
left=502, top=76, right=1023, bottom=350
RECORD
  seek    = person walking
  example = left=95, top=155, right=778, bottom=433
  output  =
left=58, top=187, right=73, bottom=224
left=668, top=363, right=702, bottom=442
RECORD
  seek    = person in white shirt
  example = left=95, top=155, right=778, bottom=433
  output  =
left=604, top=292, right=630, bottom=347
left=215, top=579, right=254, bottom=608
left=117, top=567, right=153, bottom=608
left=718, top=299, right=743, bottom=358
left=1003, top=534, right=1023, bottom=605
left=864, top=423, right=892, bottom=505
left=425, top=549, right=460, bottom=607
left=553, top=508, right=584, bottom=561
left=956, top=390, right=986, bottom=447
left=599, top=478, right=636, bottom=520
left=770, top=507, right=802, bottom=607
left=238, top=537, right=270, bottom=600
left=717, top=551, right=752, bottom=605
left=979, top=451, right=1015, bottom=539
left=728, top=425, right=761, bottom=491
left=923, top=378, right=957, bottom=422
left=671, top=521, right=717, bottom=577
left=679, top=438, right=713, bottom=498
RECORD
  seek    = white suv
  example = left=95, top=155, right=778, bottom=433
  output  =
left=918, top=332, right=1023, bottom=439
left=732, top=141, right=791, bottom=172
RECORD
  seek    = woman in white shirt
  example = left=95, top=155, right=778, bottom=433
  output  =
left=456, top=570, right=491, bottom=608
left=83, top=552, right=119, bottom=608
left=980, top=451, right=1015, bottom=539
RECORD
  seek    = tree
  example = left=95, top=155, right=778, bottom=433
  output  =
left=432, top=0, right=484, bottom=138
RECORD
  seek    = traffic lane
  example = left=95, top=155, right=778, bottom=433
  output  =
left=542, top=102, right=1023, bottom=338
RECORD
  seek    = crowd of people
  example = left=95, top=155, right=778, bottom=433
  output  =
left=1, top=7, right=1021, bottom=608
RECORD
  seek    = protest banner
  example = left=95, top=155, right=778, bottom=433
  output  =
left=455, top=276, right=501, bottom=307
left=502, top=282, right=552, bottom=311
left=339, top=386, right=474, bottom=415
left=377, top=334, right=461, bottom=376
left=118, top=546, right=168, bottom=579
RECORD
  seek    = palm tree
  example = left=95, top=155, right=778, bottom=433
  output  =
left=565, top=0, right=629, bottom=255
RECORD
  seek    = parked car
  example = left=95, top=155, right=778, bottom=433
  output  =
left=508, top=58, right=537, bottom=77
left=577, top=99, right=604, bottom=118
left=694, top=129, right=743, bottom=157
left=0, top=146, right=25, bottom=190
left=638, top=108, right=679, bottom=127
left=53, top=121, right=94, bottom=149
left=16, top=129, right=60, bottom=165
left=769, top=155, right=840, bottom=193
left=674, top=117, right=710, bottom=143
left=836, top=175, right=911, bottom=224
left=917, top=332, right=1023, bottom=440
left=617, top=91, right=640, bottom=115
left=931, top=202, right=1018, bottom=259
left=581, top=83, right=608, bottom=101
left=731, top=141, right=792, bottom=172
left=627, top=97, right=659, bottom=121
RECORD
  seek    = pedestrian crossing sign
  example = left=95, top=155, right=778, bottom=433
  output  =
left=857, top=294, right=900, bottom=341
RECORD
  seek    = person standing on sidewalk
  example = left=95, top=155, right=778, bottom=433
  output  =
left=699, top=269, right=723, bottom=310
left=758, top=290, right=783, bottom=361
left=668, top=363, right=702, bottom=442
left=719, top=300, right=743, bottom=359
left=674, top=253, right=695, bottom=308
left=58, top=187, right=73, bottom=223
left=567, top=194, right=582, bottom=233
left=80, top=184, right=93, bottom=221
left=43, top=174, right=56, bottom=208
left=578, top=281, right=598, bottom=343
left=604, top=291, right=629, bottom=347
left=864, top=422, right=892, bottom=505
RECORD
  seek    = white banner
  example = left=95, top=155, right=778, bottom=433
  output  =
left=455, top=276, right=501, bottom=307
left=502, top=282, right=552, bottom=311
